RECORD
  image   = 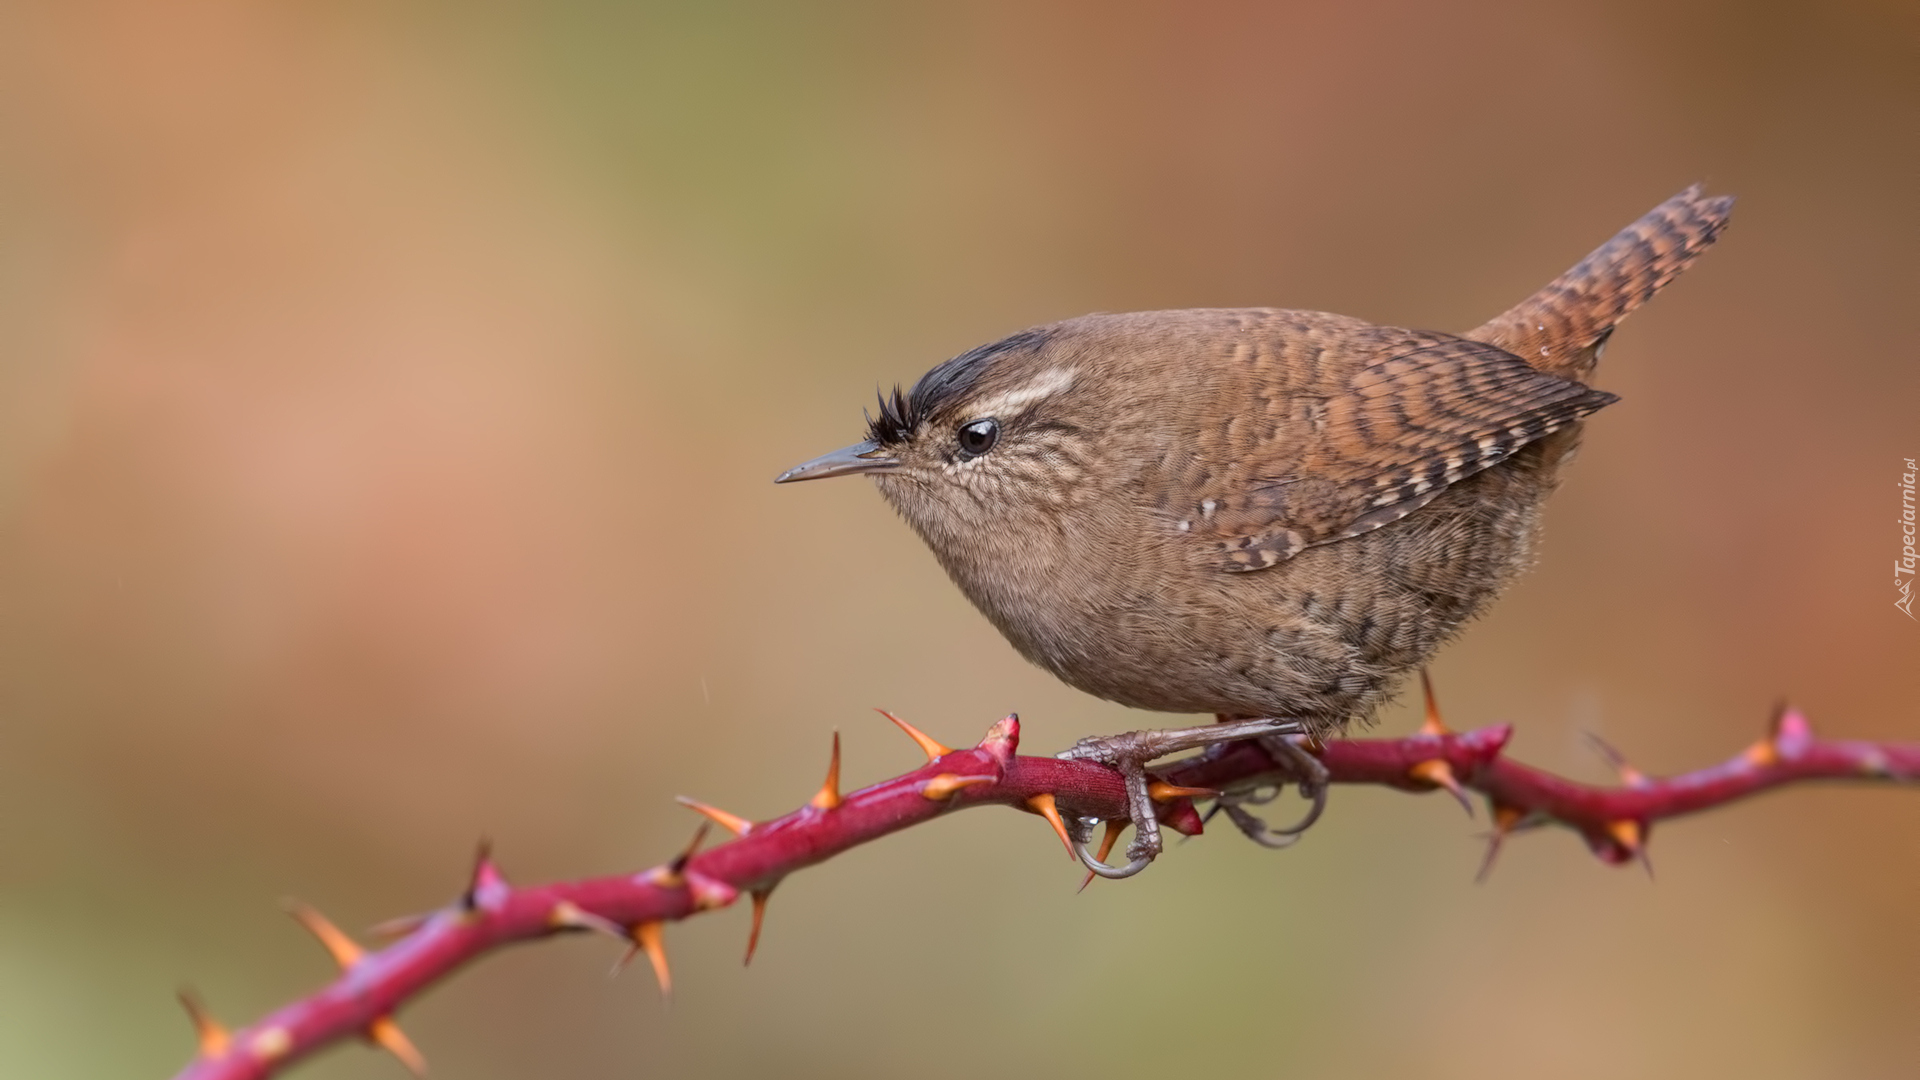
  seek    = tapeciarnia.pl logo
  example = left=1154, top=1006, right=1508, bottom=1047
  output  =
left=1898, top=457, right=1917, bottom=619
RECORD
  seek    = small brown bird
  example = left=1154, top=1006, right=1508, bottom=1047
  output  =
left=778, top=186, right=1732, bottom=874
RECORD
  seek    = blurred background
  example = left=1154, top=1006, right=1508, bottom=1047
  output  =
left=0, top=1, right=1914, bottom=1077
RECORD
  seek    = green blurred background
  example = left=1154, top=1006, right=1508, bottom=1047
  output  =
left=0, top=1, right=1915, bottom=1077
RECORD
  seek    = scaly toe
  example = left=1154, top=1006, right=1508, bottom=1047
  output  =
left=1059, top=718, right=1307, bottom=878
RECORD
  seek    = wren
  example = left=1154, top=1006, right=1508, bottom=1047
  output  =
left=778, top=186, right=1733, bottom=874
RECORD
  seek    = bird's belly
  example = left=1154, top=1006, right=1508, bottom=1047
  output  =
left=984, top=467, right=1548, bottom=730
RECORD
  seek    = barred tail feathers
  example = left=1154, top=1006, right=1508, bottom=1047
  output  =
left=1468, top=185, right=1734, bottom=382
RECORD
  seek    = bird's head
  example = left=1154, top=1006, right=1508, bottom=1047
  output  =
left=776, top=326, right=1111, bottom=546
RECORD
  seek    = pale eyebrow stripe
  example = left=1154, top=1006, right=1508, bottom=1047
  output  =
left=963, top=366, right=1076, bottom=420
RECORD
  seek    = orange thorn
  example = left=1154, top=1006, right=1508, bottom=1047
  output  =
left=1492, top=803, right=1526, bottom=833
left=285, top=900, right=364, bottom=970
left=548, top=900, right=627, bottom=940
left=1078, top=819, right=1128, bottom=892
left=1586, top=733, right=1648, bottom=787
left=675, top=796, right=753, bottom=837
left=1408, top=758, right=1474, bottom=818
left=632, top=921, right=671, bottom=998
left=1606, top=818, right=1653, bottom=877
left=368, top=1016, right=427, bottom=1078
left=367, top=912, right=432, bottom=941
left=1418, top=669, right=1452, bottom=736
left=744, top=888, right=773, bottom=966
left=177, top=988, right=230, bottom=1059
left=810, top=731, right=843, bottom=811
left=1147, top=781, right=1217, bottom=803
left=921, top=772, right=993, bottom=800
left=1742, top=737, right=1780, bottom=768
left=1476, top=803, right=1526, bottom=884
left=1025, top=793, right=1076, bottom=860
left=877, top=709, right=951, bottom=762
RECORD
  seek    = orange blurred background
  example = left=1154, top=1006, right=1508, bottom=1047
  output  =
left=0, top=2, right=1914, bottom=1077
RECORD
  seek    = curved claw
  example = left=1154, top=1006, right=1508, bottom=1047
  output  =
left=1245, top=731, right=1331, bottom=837
left=1216, top=774, right=1328, bottom=846
left=1266, top=779, right=1329, bottom=836
left=1219, top=802, right=1308, bottom=848
left=1073, top=833, right=1154, bottom=879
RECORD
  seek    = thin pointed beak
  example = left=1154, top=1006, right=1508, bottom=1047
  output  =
left=774, top=439, right=900, bottom=483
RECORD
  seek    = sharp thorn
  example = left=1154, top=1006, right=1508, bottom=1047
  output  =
left=611, top=946, right=637, bottom=978
left=1475, top=832, right=1505, bottom=884
left=671, top=823, right=711, bottom=875
left=1742, top=732, right=1782, bottom=767
left=367, top=912, right=432, bottom=941
left=1078, top=819, right=1128, bottom=892
left=177, top=987, right=231, bottom=1059
left=810, top=731, right=843, bottom=811
left=675, top=796, right=753, bottom=837
left=1418, top=669, right=1452, bottom=736
left=1585, top=733, right=1648, bottom=787
left=367, top=1016, right=427, bottom=1078
left=921, top=772, right=993, bottom=801
left=1476, top=804, right=1526, bottom=884
left=548, top=900, right=628, bottom=940
left=744, top=888, right=773, bottom=966
left=1767, top=697, right=1791, bottom=736
left=462, top=837, right=508, bottom=911
left=284, top=899, right=365, bottom=970
left=648, top=823, right=713, bottom=889
left=1606, top=818, right=1651, bottom=877
left=1024, top=793, right=1076, bottom=860
left=1147, top=781, right=1217, bottom=803
left=634, top=921, right=671, bottom=999
left=1408, top=759, right=1474, bottom=818
left=877, top=709, right=952, bottom=762
left=1772, top=703, right=1814, bottom=752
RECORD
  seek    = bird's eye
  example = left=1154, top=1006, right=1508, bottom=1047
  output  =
left=955, top=418, right=1000, bottom=459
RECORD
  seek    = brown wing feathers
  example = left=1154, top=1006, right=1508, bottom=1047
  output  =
left=1213, top=335, right=1613, bottom=571
left=1207, top=185, right=1732, bottom=572
left=1332, top=339, right=1616, bottom=523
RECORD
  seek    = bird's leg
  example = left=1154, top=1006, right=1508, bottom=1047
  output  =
left=1058, top=717, right=1300, bottom=878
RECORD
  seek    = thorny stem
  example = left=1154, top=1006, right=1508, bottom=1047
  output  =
left=171, top=703, right=1919, bottom=1080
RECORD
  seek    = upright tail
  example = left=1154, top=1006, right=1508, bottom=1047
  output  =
left=1467, top=184, right=1734, bottom=382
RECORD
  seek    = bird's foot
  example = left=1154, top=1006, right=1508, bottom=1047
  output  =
left=1057, top=717, right=1301, bottom=879
left=1211, top=732, right=1330, bottom=848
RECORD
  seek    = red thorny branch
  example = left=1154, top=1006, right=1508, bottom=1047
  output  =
left=170, top=685, right=1920, bottom=1080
